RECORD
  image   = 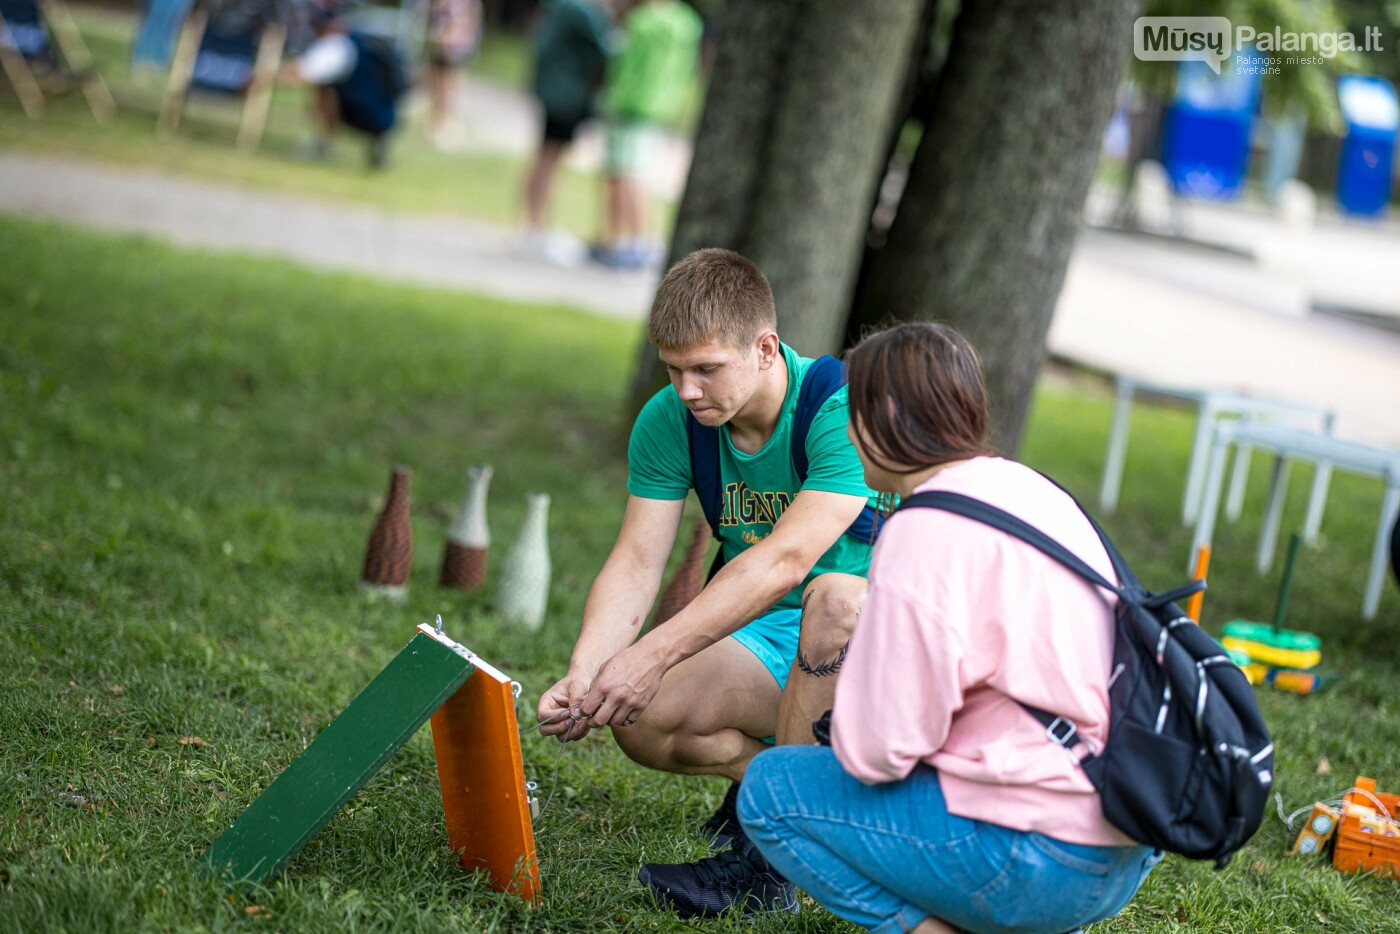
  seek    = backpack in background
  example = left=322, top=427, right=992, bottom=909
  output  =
left=355, top=32, right=410, bottom=99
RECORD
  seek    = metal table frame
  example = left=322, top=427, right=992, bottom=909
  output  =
left=1190, top=421, right=1400, bottom=620
left=1100, top=376, right=1336, bottom=528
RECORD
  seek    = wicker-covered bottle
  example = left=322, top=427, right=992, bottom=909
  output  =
left=497, top=493, right=550, bottom=629
left=440, top=465, right=491, bottom=589
left=361, top=466, right=413, bottom=601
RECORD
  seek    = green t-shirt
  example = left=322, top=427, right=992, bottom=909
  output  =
left=602, top=0, right=702, bottom=124
left=532, top=0, right=611, bottom=123
left=627, top=344, right=878, bottom=610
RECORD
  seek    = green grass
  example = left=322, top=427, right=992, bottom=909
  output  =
left=470, top=29, right=531, bottom=89
left=1, top=213, right=1399, bottom=932
left=0, top=4, right=671, bottom=238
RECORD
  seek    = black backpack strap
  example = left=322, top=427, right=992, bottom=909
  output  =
left=792, top=354, right=884, bottom=544
left=895, top=490, right=1127, bottom=759
left=1027, top=470, right=1142, bottom=592
left=687, top=414, right=723, bottom=538
left=792, top=355, right=844, bottom=478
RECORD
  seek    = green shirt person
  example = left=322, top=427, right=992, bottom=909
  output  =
left=537, top=249, right=877, bottom=919
left=590, top=0, right=702, bottom=268
left=601, top=0, right=702, bottom=125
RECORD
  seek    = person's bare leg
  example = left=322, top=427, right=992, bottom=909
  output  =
left=427, top=66, right=451, bottom=137
left=611, top=636, right=780, bottom=783
left=910, top=917, right=961, bottom=934
left=313, top=85, right=339, bottom=139
left=776, top=573, right=866, bottom=745
left=600, top=173, right=624, bottom=246
left=619, top=174, right=646, bottom=243
left=524, top=140, right=566, bottom=230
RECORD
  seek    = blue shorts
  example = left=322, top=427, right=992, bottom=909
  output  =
left=729, top=607, right=803, bottom=691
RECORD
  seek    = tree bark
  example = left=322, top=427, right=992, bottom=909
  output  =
left=627, top=0, right=927, bottom=413
left=626, top=0, right=804, bottom=416
left=851, top=0, right=1138, bottom=453
left=741, top=0, right=926, bottom=356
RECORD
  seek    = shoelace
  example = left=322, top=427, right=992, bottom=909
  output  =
left=689, top=844, right=769, bottom=888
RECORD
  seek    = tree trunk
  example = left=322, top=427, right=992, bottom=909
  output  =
left=626, top=0, right=803, bottom=417
left=741, top=0, right=926, bottom=356
left=851, top=0, right=1138, bottom=453
left=627, top=0, right=927, bottom=414
left=848, top=0, right=954, bottom=334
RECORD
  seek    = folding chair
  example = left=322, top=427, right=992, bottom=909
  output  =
left=158, top=0, right=286, bottom=151
left=0, top=0, right=115, bottom=121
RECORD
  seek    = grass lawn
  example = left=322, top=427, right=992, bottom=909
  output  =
left=1, top=213, right=1399, bottom=932
left=0, top=5, right=673, bottom=239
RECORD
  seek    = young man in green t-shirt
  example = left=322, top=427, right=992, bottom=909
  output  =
left=537, top=248, right=877, bottom=918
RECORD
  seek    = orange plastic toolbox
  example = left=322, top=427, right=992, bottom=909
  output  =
left=1333, top=776, right=1400, bottom=878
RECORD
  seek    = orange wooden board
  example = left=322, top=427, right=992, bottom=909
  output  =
left=423, top=625, right=540, bottom=902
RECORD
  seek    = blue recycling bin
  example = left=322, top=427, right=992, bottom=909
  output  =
left=1161, top=52, right=1262, bottom=200
left=1336, top=75, right=1398, bottom=218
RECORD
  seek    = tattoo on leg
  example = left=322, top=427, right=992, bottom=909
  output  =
left=797, top=641, right=849, bottom=677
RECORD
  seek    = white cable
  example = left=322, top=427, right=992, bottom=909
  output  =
left=1277, top=785, right=1394, bottom=832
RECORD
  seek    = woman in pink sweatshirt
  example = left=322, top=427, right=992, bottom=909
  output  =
left=737, top=323, right=1159, bottom=934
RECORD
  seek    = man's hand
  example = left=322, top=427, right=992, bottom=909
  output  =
left=536, top=670, right=596, bottom=743
left=578, top=642, right=668, bottom=729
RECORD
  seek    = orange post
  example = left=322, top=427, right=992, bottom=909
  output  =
left=425, top=627, right=540, bottom=903
left=1186, top=544, right=1211, bottom=622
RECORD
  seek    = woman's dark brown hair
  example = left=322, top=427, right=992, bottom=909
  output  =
left=845, top=322, right=994, bottom=475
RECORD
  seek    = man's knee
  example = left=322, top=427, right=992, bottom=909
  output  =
left=797, top=574, right=865, bottom=673
left=611, top=697, right=688, bottom=766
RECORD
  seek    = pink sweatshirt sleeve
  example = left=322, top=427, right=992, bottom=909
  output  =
left=831, top=548, right=971, bottom=785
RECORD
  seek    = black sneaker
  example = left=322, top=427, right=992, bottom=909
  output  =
left=637, top=836, right=798, bottom=919
left=699, top=781, right=740, bottom=850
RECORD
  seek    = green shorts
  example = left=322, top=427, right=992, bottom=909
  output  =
left=603, top=119, right=661, bottom=177
left=729, top=606, right=803, bottom=691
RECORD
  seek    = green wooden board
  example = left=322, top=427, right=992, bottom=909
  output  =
left=199, top=631, right=476, bottom=887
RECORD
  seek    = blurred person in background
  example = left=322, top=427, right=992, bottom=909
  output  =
left=131, top=0, right=195, bottom=78
left=521, top=0, right=612, bottom=264
left=283, top=4, right=409, bottom=168
left=423, top=0, right=483, bottom=146
left=589, top=0, right=700, bottom=270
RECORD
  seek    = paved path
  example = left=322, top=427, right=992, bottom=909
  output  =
left=3, top=150, right=1399, bottom=447
left=0, top=152, right=656, bottom=320
left=1051, top=228, right=1400, bottom=446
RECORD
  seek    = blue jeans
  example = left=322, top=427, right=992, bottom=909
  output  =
left=738, top=746, right=1160, bottom=934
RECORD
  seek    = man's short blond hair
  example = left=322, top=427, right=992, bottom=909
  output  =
left=647, top=249, right=777, bottom=350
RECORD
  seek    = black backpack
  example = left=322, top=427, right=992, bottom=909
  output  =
left=687, top=355, right=882, bottom=578
left=896, top=489, right=1273, bottom=868
left=354, top=32, right=411, bottom=100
